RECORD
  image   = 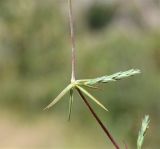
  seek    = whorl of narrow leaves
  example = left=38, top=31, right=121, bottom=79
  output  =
left=83, top=69, right=140, bottom=85
left=137, top=115, right=150, bottom=149
left=44, top=69, right=140, bottom=111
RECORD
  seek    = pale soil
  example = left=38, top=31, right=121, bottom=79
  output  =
left=0, top=111, right=113, bottom=149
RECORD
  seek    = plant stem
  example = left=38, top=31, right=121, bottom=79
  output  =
left=76, top=88, right=120, bottom=149
left=68, top=0, right=76, bottom=82
left=124, top=141, right=128, bottom=149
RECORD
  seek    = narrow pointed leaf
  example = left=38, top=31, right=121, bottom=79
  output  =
left=68, top=89, right=73, bottom=121
left=76, top=85, right=108, bottom=111
left=44, top=84, right=73, bottom=110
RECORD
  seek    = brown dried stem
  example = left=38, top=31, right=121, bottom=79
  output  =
left=76, top=87, right=120, bottom=149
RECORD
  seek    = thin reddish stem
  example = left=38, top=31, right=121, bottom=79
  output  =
left=76, top=88, right=120, bottom=149
left=68, top=0, right=76, bottom=82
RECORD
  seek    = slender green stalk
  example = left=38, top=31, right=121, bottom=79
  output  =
left=68, top=0, right=76, bottom=82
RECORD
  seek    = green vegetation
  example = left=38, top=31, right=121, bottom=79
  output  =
left=0, top=0, right=159, bottom=148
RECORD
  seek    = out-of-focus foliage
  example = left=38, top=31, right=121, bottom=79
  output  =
left=0, top=0, right=160, bottom=148
left=85, top=3, right=117, bottom=30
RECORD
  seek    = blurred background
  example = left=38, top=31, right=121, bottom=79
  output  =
left=0, top=0, right=160, bottom=148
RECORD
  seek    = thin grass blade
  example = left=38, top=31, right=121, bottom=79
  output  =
left=44, top=84, right=73, bottom=110
left=68, top=89, right=73, bottom=121
left=76, top=85, right=108, bottom=111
